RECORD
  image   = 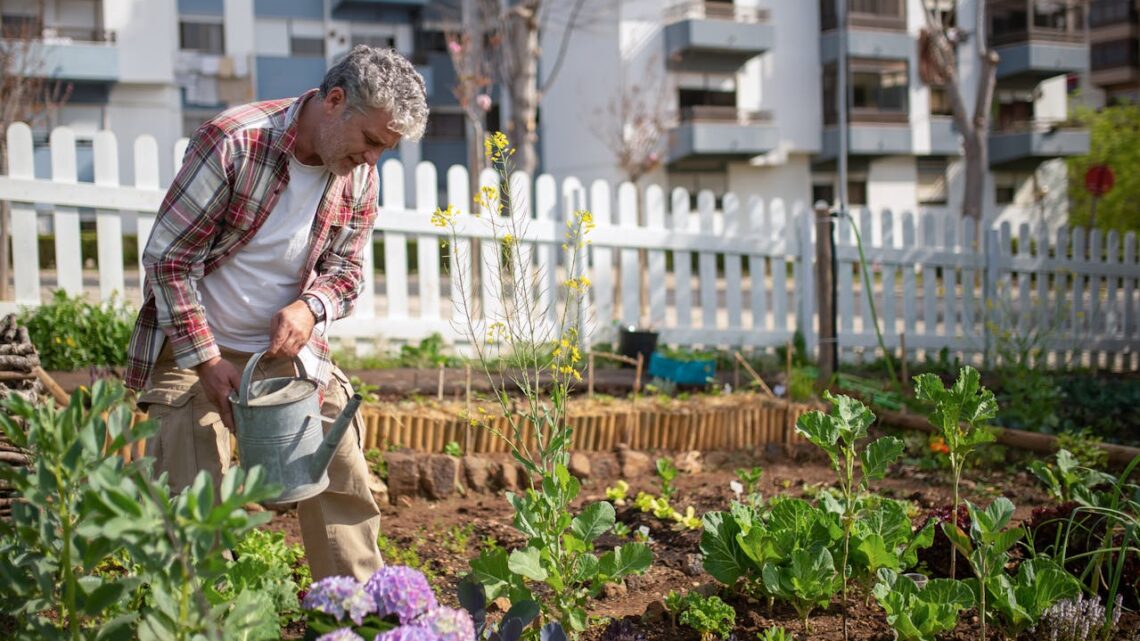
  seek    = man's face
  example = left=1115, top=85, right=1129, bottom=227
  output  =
left=314, top=88, right=402, bottom=176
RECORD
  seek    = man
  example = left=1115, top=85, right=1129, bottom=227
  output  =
left=124, top=46, right=428, bottom=581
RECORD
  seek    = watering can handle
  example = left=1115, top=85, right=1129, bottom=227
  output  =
left=237, top=350, right=310, bottom=406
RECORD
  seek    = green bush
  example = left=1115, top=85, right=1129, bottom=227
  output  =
left=18, top=290, right=135, bottom=370
left=37, top=233, right=141, bottom=270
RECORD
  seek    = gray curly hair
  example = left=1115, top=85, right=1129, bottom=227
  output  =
left=320, top=46, right=429, bottom=142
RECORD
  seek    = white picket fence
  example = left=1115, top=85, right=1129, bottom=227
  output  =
left=0, top=123, right=1137, bottom=371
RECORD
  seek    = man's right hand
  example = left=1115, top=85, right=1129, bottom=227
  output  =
left=195, top=356, right=241, bottom=432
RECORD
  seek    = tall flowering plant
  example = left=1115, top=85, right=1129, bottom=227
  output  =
left=433, top=133, right=651, bottom=635
left=303, top=566, right=474, bottom=641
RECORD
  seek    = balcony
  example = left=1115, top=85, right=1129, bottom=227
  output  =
left=1090, top=37, right=1140, bottom=86
left=820, top=0, right=908, bottom=31
left=819, top=111, right=913, bottom=160
left=331, top=0, right=427, bottom=8
left=665, top=106, right=777, bottom=168
left=988, top=119, right=1090, bottom=168
left=988, top=0, right=1088, bottom=88
left=663, top=1, right=774, bottom=72
left=5, top=27, right=119, bottom=83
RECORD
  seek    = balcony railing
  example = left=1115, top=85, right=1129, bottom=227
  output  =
left=991, top=117, right=1083, bottom=133
left=40, top=26, right=116, bottom=43
left=821, top=0, right=907, bottom=31
left=678, top=105, right=772, bottom=124
left=665, top=1, right=768, bottom=24
left=1089, top=0, right=1138, bottom=28
left=988, top=0, right=1087, bottom=46
left=848, top=108, right=909, bottom=124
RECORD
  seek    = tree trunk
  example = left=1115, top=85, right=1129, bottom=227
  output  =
left=0, top=143, right=10, bottom=301
left=506, top=10, right=540, bottom=176
left=961, top=132, right=985, bottom=223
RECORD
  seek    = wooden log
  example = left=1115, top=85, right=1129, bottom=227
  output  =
left=34, top=367, right=70, bottom=406
left=874, top=407, right=1140, bottom=467
left=734, top=351, right=775, bottom=396
left=0, top=371, right=34, bottom=382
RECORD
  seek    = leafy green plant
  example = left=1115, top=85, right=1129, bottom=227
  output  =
left=943, top=498, right=1080, bottom=639
left=349, top=376, right=380, bottom=403
left=1028, top=448, right=1115, bottom=504
left=787, top=366, right=816, bottom=402
left=656, top=457, right=678, bottom=500
left=735, top=466, right=764, bottom=496
left=846, top=497, right=934, bottom=593
left=457, top=575, right=565, bottom=641
left=794, top=391, right=905, bottom=638
left=605, top=479, right=630, bottom=504
left=914, top=366, right=998, bottom=578
left=207, top=529, right=309, bottom=627
left=469, top=465, right=651, bottom=632
left=19, top=289, right=135, bottom=370
left=444, top=523, right=475, bottom=555
left=761, top=546, right=840, bottom=632
left=364, top=447, right=388, bottom=481
left=443, top=440, right=463, bottom=457
left=675, top=592, right=736, bottom=641
left=757, top=627, right=794, bottom=641
left=0, top=380, right=281, bottom=641
left=872, top=569, right=974, bottom=641
left=1057, top=429, right=1110, bottom=469
left=376, top=533, right=436, bottom=585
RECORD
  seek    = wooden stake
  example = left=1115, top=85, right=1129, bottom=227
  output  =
left=734, top=351, right=774, bottom=396
left=34, top=367, right=70, bottom=406
left=633, top=352, right=643, bottom=397
left=464, top=364, right=472, bottom=455
left=437, top=363, right=445, bottom=401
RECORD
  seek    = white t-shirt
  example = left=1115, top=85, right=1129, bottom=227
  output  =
left=199, top=155, right=329, bottom=352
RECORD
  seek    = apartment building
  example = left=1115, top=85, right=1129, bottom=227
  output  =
left=1088, top=0, right=1139, bottom=104
left=541, top=0, right=1091, bottom=227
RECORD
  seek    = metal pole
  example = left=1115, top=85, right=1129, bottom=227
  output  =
left=837, top=0, right=849, bottom=212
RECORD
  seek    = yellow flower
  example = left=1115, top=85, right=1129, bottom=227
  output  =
left=501, top=233, right=515, bottom=246
left=431, top=204, right=458, bottom=228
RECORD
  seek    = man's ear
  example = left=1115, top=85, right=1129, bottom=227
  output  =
left=323, top=87, right=347, bottom=114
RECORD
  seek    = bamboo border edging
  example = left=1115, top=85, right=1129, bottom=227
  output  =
left=875, top=406, right=1140, bottom=468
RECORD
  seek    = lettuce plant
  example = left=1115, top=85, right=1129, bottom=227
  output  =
left=913, top=366, right=998, bottom=579
left=656, top=457, right=678, bottom=501
left=794, top=391, right=904, bottom=639
left=872, top=569, right=974, bottom=641
left=675, top=592, right=736, bottom=641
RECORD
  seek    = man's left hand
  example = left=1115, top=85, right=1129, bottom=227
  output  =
left=267, top=300, right=316, bottom=358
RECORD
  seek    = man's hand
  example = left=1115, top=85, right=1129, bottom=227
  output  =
left=267, top=300, right=316, bottom=359
left=195, top=356, right=241, bottom=431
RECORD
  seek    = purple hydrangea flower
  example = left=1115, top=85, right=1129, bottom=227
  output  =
left=374, top=626, right=437, bottom=641
left=317, top=629, right=366, bottom=641
left=303, top=576, right=377, bottom=625
left=364, top=566, right=438, bottom=624
left=415, top=607, right=475, bottom=641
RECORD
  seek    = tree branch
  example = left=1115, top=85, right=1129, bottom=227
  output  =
left=538, top=0, right=587, bottom=97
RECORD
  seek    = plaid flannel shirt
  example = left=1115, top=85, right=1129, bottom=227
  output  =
left=125, top=90, right=379, bottom=391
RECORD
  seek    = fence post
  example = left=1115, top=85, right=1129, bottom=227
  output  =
left=983, top=226, right=1001, bottom=368
left=814, top=201, right=835, bottom=382
left=797, top=205, right=818, bottom=363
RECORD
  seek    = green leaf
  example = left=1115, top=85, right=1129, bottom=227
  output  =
left=825, top=391, right=876, bottom=443
left=699, top=511, right=754, bottom=584
left=794, top=411, right=839, bottom=455
left=599, top=542, right=652, bottom=579
left=570, top=501, right=615, bottom=544
left=508, top=547, right=548, bottom=582
left=76, top=576, right=127, bottom=616
left=470, top=548, right=513, bottom=601
left=861, top=436, right=905, bottom=480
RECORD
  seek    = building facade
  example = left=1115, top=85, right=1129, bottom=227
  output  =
left=541, top=0, right=1091, bottom=228
left=1088, top=0, right=1140, bottom=104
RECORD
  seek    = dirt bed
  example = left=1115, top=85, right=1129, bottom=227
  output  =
left=266, top=447, right=1139, bottom=640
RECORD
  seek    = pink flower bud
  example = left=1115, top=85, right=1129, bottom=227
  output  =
left=475, top=94, right=492, bottom=112
left=447, top=40, right=462, bottom=55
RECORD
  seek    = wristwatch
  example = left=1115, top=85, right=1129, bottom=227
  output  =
left=301, top=295, right=326, bottom=323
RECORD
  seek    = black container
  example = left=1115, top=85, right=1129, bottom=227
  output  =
left=618, top=327, right=658, bottom=367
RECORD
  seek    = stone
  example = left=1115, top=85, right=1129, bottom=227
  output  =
left=385, top=452, right=421, bottom=501
left=423, top=454, right=460, bottom=500
left=617, top=446, right=652, bottom=479
left=368, top=474, right=390, bottom=506
left=497, top=461, right=521, bottom=491
left=642, top=599, right=669, bottom=624
left=568, top=452, right=592, bottom=479
left=463, top=456, right=494, bottom=493
left=591, top=455, right=619, bottom=480
left=674, top=450, right=703, bottom=475
left=683, top=553, right=704, bottom=577
left=602, top=580, right=627, bottom=600
left=490, top=597, right=511, bottom=613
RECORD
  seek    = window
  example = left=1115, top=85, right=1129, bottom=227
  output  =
left=351, top=33, right=394, bottom=49
left=994, top=173, right=1026, bottom=205
left=850, top=60, right=908, bottom=114
left=180, top=20, right=224, bottom=54
left=930, top=86, right=953, bottom=116
left=917, top=158, right=948, bottom=205
left=812, top=183, right=835, bottom=207
left=847, top=181, right=867, bottom=206
left=850, top=0, right=903, bottom=17
left=424, top=112, right=465, bottom=140
left=290, top=36, right=324, bottom=57
left=1090, top=0, right=1136, bottom=28
left=1092, top=39, right=1139, bottom=71
left=1, top=13, right=41, bottom=38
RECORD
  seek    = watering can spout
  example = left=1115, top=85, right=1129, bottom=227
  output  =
left=309, top=394, right=363, bottom=483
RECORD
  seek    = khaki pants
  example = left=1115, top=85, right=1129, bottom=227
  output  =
left=138, top=344, right=383, bottom=581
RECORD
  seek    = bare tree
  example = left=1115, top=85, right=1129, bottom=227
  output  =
left=1, top=6, right=73, bottom=299
left=592, top=57, right=675, bottom=184
left=919, top=0, right=999, bottom=224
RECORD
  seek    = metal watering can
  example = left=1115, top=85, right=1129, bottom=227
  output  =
left=228, top=351, right=362, bottom=505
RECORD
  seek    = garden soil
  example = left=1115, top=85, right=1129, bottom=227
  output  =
left=265, top=447, right=1140, bottom=641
